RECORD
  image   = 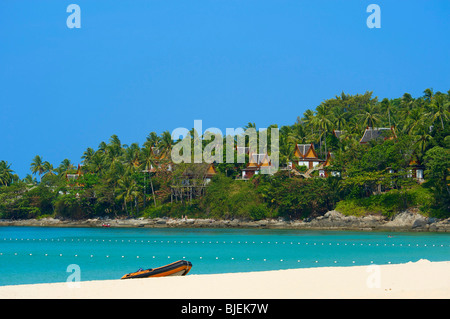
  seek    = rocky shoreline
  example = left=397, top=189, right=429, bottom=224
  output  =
left=1, top=210, right=449, bottom=232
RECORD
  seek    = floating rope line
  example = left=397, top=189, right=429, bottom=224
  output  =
left=0, top=251, right=423, bottom=266
left=2, top=237, right=449, bottom=247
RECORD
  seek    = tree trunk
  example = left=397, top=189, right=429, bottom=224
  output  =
left=149, top=172, right=156, bottom=208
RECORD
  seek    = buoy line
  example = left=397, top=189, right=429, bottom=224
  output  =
left=0, top=251, right=425, bottom=267
left=1, top=237, right=448, bottom=248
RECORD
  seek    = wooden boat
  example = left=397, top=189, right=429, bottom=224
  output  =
left=121, top=260, right=192, bottom=279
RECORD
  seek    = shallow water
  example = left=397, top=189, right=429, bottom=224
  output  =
left=0, top=227, right=449, bottom=286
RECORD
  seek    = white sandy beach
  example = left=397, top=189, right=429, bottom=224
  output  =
left=0, top=259, right=449, bottom=299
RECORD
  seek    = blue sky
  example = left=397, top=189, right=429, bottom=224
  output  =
left=0, top=0, right=449, bottom=178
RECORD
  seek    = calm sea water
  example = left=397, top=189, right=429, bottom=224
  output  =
left=0, top=226, right=449, bottom=286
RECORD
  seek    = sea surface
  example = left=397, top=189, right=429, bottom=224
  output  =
left=0, top=226, right=449, bottom=286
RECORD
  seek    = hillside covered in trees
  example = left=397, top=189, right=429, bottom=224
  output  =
left=0, top=88, right=449, bottom=221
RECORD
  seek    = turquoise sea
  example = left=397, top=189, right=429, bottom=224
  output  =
left=0, top=226, right=449, bottom=286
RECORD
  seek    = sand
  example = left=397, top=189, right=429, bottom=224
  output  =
left=0, top=259, right=449, bottom=299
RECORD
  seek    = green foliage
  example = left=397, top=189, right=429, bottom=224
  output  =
left=0, top=88, right=448, bottom=220
left=335, top=185, right=436, bottom=218
left=423, top=146, right=450, bottom=216
left=202, top=174, right=268, bottom=220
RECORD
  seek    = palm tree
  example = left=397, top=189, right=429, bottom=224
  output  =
left=89, top=152, right=106, bottom=174
left=312, top=105, right=332, bottom=156
left=423, top=88, right=434, bottom=102
left=144, top=132, right=160, bottom=149
left=116, top=175, right=140, bottom=216
left=279, top=134, right=294, bottom=167
left=404, top=108, right=423, bottom=135
left=0, top=160, right=14, bottom=186
left=106, top=135, right=123, bottom=171
left=140, top=146, right=157, bottom=207
left=360, top=104, right=380, bottom=128
left=428, top=94, right=449, bottom=130
left=287, top=122, right=307, bottom=145
left=330, top=106, right=347, bottom=131
left=43, top=161, right=56, bottom=178
left=124, top=143, right=141, bottom=171
left=98, top=141, right=108, bottom=154
left=381, top=98, right=393, bottom=127
left=414, top=124, right=432, bottom=160
left=159, top=131, right=174, bottom=159
left=22, top=174, right=37, bottom=185
left=30, top=155, right=45, bottom=182
left=57, top=158, right=74, bottom=177
left=302, top=109, right=315, bottom=136
left=81, top=148, right=95, bottom=165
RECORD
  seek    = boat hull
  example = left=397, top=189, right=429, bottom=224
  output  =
left=121, top=260, right=192, bottom=279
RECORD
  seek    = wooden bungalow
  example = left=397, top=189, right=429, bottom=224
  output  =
left=293, top=143, right=324, bottom=170
left=408, top=159, right=425, bottom=181
left=240, top=152, right=271, bottom=180
left=149, top=146, right=172, bottom=172
left=318, top=151, right=340, bottom=178
left=171, top=163, right=217, bottom=203
left=66, top=164, right=83, bottom=181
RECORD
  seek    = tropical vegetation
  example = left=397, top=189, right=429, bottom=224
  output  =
left=0, top=89, right=448, bottom=220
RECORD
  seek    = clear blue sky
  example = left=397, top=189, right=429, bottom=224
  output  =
left=1, top=0, right=449, bottom=178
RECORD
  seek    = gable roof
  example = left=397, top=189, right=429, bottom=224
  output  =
left=324, top=151, right=335, bottom=167
left=182, top=163, right=217, bottom=179
left=359, top=127, right=396, bottom=144
left=332, top=130, right=344, bottom=139
left=294, top=143, right=318, bottom=159
left=236, top=146, right=249, bottom=156
left=248, top=153, right=271, bottom=167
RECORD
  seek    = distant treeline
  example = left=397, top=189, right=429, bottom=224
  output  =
left=0, top=88, right=449, bottom=220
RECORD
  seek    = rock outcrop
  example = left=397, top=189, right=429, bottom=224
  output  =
left=1, top=210, right=449, bottom=232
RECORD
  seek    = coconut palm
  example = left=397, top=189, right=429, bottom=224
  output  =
left=311, top=105, right=332, bottom=156
left=159, top=130, right=174, bottom=159
left=380, top=98, right=394, bottom=127
left=360, top=104, right=380, bottom=128
left=330, top=106, right=347, bottom=131
left=116, top=175, right=140, bottom=216
left=124, top=143, right=141, bottom=171
left=144, top=132, right=160, bottom=148
left=428, top=94, right=449, bottom=130
left=140, top=146, right=157, bottom=207
left=89, top=151, right=106, bottom=174
left=414, top=124, right=432, bottom=160
left=404, top=108, right=423, bottom=135
left=0, top=160, right=14, bottom=186
left=43, top=161, right=56, bottom=177
left=106, top=135, right=123, bottom=171
left=423, top=88, right=434, bottom=102
left=81, top=148, right=95, bottom=165
left=302, top=109, right=315, bottom=136
left=30, top=155, right=45, bottom=182
left=22, top=174, right=37, bottom=185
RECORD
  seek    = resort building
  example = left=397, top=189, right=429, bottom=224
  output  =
left=359, top=127, right=397, bottom=144
left=318, top=151, right=340, bottom=178
left=408, top=159, right=425, bottom=181
left=66, top=164, right=83, bottom=181
left=293, top=143, right=323, bottom=170
left=241, top=152, right=272, bottom=180
left=332, top=129, right=344, bottom=139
